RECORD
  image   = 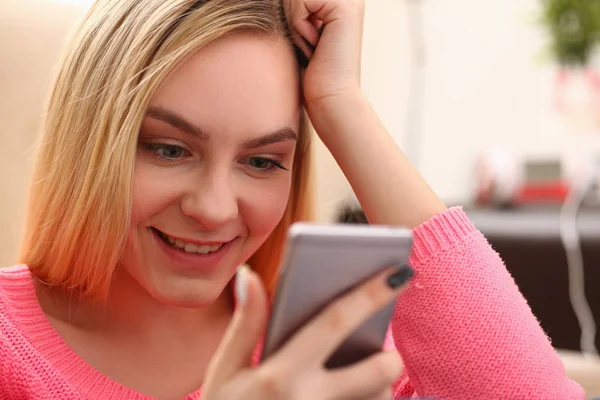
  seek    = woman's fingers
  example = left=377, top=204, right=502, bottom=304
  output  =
left=283, top=0, right=318, bottom=60
left=294, top=17, right=320, bottom=47
left=319, top=351, right=401, bottom=400
left=291, top=23, right=315, bottom=60
left=308, top=14, right=324, bottom=33
left=204, top=263, right=409, bottom=398
left=203, top=266, right=268, bottom=391
left=282, top=0, right=365, bottom=103
left=273, top=265, right=414, bottom=368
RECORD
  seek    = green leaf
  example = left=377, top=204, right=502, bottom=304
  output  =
left=538, top=0, right=600, bottom=66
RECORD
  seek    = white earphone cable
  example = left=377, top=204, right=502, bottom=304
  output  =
left=559, top=182, right=599, bottom=358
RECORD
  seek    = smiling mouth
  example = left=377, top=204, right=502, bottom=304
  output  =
left=151, top=227, right=228, bottom=255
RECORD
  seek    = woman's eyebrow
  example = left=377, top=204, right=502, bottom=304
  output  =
left=242, top=128, right=297, bottom=149
left=145, top=106, right=297, bottom=148
left=145, top=106, right=208, bottom=140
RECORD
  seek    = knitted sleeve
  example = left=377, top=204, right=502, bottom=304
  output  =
left=390, top=207, right=584, bottom=399
left=0, top=295, right=18, bottom=397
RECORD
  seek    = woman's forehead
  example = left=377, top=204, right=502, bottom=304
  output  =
left=149, top=32, right=301, bottom=135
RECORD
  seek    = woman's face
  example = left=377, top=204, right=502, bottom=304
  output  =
left=120, top=32, right=300, bottom=306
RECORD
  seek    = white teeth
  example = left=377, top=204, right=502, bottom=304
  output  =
left=184, top=243, right=198, bottom=253
left=160, top=231, right=225, bottom=254
left=196, top=245, right=211, bottom=255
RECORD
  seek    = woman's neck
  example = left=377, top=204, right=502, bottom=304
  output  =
left=36, top=268, right=234, bottom=360
left=35, top=269, right=234, bottom=397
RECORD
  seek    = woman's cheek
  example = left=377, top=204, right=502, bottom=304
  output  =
left=130, top=160, right=191, bottom=223
left=238, top=176, right=292, bottom=238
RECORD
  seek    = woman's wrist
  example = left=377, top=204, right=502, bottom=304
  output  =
left=306, top=90, right=446, bottom=228
left=304, top=87, right=367, bottom=144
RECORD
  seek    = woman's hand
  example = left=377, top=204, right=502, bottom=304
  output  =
left=282, top=0, right=365, bottom=108
left=283, top=0, right=446, bottom=229
left=201, top=265, right=412, bottom=400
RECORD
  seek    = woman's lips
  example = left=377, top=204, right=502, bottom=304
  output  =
left=150, top=227, right=237, bottom=273
left=152, top=228, right=227, bottom=254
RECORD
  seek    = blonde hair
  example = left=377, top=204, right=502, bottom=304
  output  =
left=19, top=0, right=314, bottom=301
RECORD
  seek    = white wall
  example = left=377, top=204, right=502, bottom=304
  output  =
left=341, top=0, right=600, bottom=212
left=416, top=0, right=552, bottom=204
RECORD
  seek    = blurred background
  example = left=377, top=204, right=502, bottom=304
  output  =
left=2, top=0, right=600, bottom=396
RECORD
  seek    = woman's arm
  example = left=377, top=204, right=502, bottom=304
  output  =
left=391, top=208, right=585, bottom=399
left=306, top=93, right=445, bottom=229
left=285, top=0, right=584, bottom=397
left=308, top=94, right=584, bottom=398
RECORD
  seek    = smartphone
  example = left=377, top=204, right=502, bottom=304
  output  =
left=261, top=222, right=413, bottom=369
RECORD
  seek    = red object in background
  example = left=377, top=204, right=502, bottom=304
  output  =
left=516, top=181, right=570, bottom=204
left=475, top=177, right=571, bottom=207
left=474, top=153, right=577, bottom=207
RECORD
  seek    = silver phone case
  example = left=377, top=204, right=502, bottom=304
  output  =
left=261, top=222, right=413, bottom=369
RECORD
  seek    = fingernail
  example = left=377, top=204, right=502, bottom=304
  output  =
left=386, top=266, right=414, bottom=289
left=235, top=265, right=249, bottom=305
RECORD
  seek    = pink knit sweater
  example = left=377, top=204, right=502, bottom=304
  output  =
left=0, top=208, right=585, bottom=399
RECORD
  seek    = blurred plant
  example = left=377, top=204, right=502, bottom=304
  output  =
left=540, top=0, right=600, bottom=66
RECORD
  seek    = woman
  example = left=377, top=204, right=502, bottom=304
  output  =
left=0, top=0, right=584, bottom=399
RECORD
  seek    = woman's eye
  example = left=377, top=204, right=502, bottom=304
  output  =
left=143, top=143, right=189, bottom=161
left=246, top=157, right=288, bottom=173
left=249, top=158, right=272, bottom=170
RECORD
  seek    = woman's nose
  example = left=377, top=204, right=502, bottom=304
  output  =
left=180, top=173, right=239, bottom=229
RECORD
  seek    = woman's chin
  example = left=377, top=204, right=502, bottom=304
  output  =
left=147, top=278, right=230, bottom=308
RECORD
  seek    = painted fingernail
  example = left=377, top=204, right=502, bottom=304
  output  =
left=235, top=264, right=249, bottom=305
left=386, top=266, right=414, bottom=289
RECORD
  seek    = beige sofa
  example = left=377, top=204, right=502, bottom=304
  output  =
left=559, top=351, right=600, bottom=398
left=1, top=0, right=599, bottom=397
left=0, top=0, right=90, bottom=268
